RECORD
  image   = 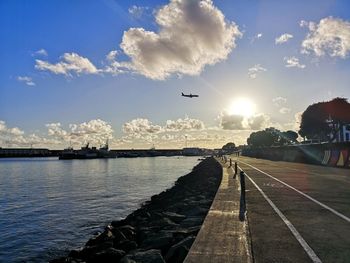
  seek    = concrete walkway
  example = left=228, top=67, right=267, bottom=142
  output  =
left=184, top=159, right=253, bottom=263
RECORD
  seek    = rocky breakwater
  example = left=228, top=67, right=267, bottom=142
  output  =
left=51, top=157, right=222, bottom=263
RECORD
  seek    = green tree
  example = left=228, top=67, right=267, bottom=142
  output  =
left=222, top=142, right=236, bottom=153
left=282, top=130, right=298, bottom=144
left=299, top=97, right=350, bottom=141
left=247, top=130, right=275, bottom=147
left=247, top=128, right=298, bottom=147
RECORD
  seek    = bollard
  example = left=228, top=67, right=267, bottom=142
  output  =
left=234, top=162, right=238, bottom=177
left=230, top=158, right=232, bottom=167
left=239, top=171, right=246, bottom=221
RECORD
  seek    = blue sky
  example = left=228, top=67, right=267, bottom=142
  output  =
left=1, top=0, right=350, bottom=149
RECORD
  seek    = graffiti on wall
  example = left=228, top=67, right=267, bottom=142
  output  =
left=321, top=149, right=349, bottom=167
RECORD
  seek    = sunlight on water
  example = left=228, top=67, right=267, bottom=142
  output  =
left=0, top=156, right=199, bottom=263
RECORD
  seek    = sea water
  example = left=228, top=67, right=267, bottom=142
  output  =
left=0, top=156, right=199, bottom=263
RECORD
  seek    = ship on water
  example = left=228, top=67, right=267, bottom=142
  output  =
left=59, top=141, right=116, bottom=160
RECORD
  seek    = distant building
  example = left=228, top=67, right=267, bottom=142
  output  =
left=326, top=118, right=350, bottom=142
left=182, top=147, right=216, bottom=156
left=0, top=148, right=51, bottom=157
left=182, top=147, right=203, bottom=156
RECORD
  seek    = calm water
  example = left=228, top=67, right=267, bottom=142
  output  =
left=0, top=156, right=199, bottom=263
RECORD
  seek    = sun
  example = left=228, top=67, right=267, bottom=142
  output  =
left=228, top=97, right=256, bottom=117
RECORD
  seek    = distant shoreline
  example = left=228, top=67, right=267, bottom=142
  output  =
left=0, top=148, right=216, bottom=158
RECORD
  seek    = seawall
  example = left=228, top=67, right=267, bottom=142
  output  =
left=51, top=157, right=222, bottom=263
left=242, top=142, right=350, bottom=168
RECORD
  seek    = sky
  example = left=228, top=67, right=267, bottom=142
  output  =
left=1, top=0, right=350, bottom=149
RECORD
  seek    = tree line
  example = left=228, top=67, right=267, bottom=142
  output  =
left=246, top=97, right=350, bottom=148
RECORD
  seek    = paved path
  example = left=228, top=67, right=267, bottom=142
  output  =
left=237, top=156, right=350, bottom=263
left=184, top=159, right=252, bottom=263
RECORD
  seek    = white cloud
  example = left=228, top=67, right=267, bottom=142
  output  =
left=0, top=120, right=57, bottom=147
left=301, top=17, right=350, bottom=58
left=118, top=0, right=242, bottom=80
left=250, top=33, right=263, bottom=43
left=122, top=117, right=204, bottom=135
left=220, top=113, right=244, bottom=130
left=34, top=49, right=48, bottom=56
left=275, top=33, right=293, bottom=44
left=46, top=119, right=114, bottom=146
left=123, top=118, right=163, bottom=134
left=103, top=51, right=130, bottom=75
left=248, top=64, right=266, bottom=79
left=120, top=116, right=206, bottom=147
left=17, top=76, right=35, bottom=86
left=0, top=120, right=24, bottom=136
left=272, top=97, right=287, bottom=107
left=46, top=123, right=68, bottom=140
left=283, top=111, right=303, bottom=132
left=128, top=5, right=149, bottom=19
left=299, top=20, right=309, bottom=28
left=294, top=112, right=302, bottom=130
left=69, top=119, right=113, bottom=143
left=284, top=56, right=306, bottom=68
left=247, top=114, right=271, bottom=130
left=219, top=112, right=270, bottom=130
left=165, top=117, right=204, bottom=131
left=279, top=107, right=291, bottom=114
left=106, top=50, right=118, bottom=62
left=35, top=53, right=99, bottom=76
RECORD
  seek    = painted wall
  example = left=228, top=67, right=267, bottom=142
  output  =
left=242, top=142, right=350, bottom=168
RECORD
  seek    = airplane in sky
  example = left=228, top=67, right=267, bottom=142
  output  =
left=181, top=92, right=199, bottom=98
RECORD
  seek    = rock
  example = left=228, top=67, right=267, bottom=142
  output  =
left=116, top=240, right=138, bottom=252
left=50, top=158, right=222, bottom=263
left=165, top=236, right=196, bottom=263
left=121, top=249, right=165, bottom=263
left=111, top=220, right=126, bottom=228
left=68, top=249, right=81, bottom=258
left=141, top=232, right=173, bottom=251
left=86, top=229, right=114, bottom=246
left=166, top=246, right=188, bottom=263
left=150, top=217, right=178, bottom=228
left=117, top=225, right=136, bottom=241
left=49, top=257, right=67, bottom=263
left=90, top=248, right=125, bottom=262
left=170, top=226, right=201, bottom=242
left=79, top=241, right=113, bottom=260
left=112, top=228, right=128, bottom=244
left=183, top=206, right=208, bottom=217
left=180, top=217, right=203, bottom=227
left=162, top=212, right=186, bottom=223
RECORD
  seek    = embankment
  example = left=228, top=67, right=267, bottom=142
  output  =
left=51, top=157, right=222, bottom=263
left=242, top=142, right=350, bottom=168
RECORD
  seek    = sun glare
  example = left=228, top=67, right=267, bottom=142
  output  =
left=228, top=97, right=256, bottom=117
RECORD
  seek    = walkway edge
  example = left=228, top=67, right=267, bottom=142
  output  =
left=184, top=160, right=253, bottom=262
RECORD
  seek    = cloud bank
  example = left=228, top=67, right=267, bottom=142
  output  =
left=301, top=17, right=350, bottom=58
left=123, top=117, right=205, bottom=135
left=0, top=120, right=54, bottom=147
left=128, top=5, right=149, bottom=19
left=275, top=33, right=293, bottom=44
left=248, top=64, right=266, bottom=79
left=17, top=76, right=35, bottom=86
left=284, top=56, right=305, bottom=68
left=35, top=53, right=99, bottom=76
left=46, top=119, right=113, bottom=145
left=118, top=0, right=242, bottom=80
left=219, top=112, right=270, bottom=130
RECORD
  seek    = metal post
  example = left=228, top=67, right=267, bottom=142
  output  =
left=230, top=158, right=232, bottom=167
left=234, top=162, right=238, bottom=176
left=239, top=171, right=246, bottom=221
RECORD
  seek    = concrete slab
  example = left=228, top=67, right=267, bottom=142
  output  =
left=184, top=160, right=253, bottom=263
